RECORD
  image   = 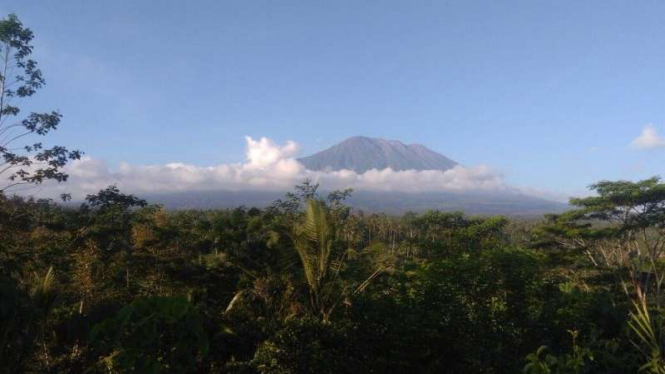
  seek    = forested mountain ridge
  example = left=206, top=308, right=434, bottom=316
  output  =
left=146, top=189, right=568, bottom=216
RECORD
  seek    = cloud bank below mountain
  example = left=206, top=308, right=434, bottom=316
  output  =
left=31, top=136, right=514, bottom=200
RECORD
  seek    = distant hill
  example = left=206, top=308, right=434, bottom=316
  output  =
left=297, top=136, right=458, bottom=173
left=145, top=190, right=568, bottom=217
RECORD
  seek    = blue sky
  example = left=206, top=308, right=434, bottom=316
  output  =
left=2, top=1, right=665, bottom=197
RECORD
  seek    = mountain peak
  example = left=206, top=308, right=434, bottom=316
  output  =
left=298, top=136, right=457, bottom=173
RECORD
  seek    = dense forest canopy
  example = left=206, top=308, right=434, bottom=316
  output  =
left=3, top=13, right=665, bottom=374
left=4, top=178, right=665, bottom=374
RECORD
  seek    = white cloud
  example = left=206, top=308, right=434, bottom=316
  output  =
left=631, top=124, right=665, bottom=150
left=30, top=136, right=513, bottom=200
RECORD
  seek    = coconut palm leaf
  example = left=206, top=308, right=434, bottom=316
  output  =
left=30, top=267, right=58, bottom=318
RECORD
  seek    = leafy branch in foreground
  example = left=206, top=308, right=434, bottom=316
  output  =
left=0, top=14, right=81, bottom=194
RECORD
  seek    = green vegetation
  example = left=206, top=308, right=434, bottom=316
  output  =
left=3, top=178, right=665, bottom=373
left=3, top=13, right=665, bottom=374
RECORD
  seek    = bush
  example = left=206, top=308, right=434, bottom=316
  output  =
left=90, top=296, right=209, bottom=374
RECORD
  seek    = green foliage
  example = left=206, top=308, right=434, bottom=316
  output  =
left=537, top=177, right=665, bottom=372
left=292, top=199, right=340, bottom=320
left=570, top=177, right=665, bottom=229
left=0, top=275, right=35, bottom=374
left=628, top=299, right=665, bottom=373
left=90, top=296, right=209, bottom=374
left=248, top=318, right=350, bottom=374
left=524, top=332, right=593, bottom=374
left=0, top=13, right=81, bottom=193
left=29, top=267, right=58, bottom=318
left=1, top=178, right=662, bottom=373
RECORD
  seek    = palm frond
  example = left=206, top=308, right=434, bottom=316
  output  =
left=30, top=267, right=58, bottom=318
left=629, top=298, right=665, bottom=373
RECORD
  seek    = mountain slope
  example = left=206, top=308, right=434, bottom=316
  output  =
left=297, top=136, right=458, bottom=173
left=145, top=190, right=568, bottom=217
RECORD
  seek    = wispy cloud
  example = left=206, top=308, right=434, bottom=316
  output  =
left=631, top=124, right=665, bottom=150
left=31, top=136, right=512, bottom=200
left=587, top=146, right=600, bottom=154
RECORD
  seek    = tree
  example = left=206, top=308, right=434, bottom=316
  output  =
left=537, top=177, right=665, bottom=302
left=0, top=14, right=81, bottom=193
left=292, top=199, right=383, bottom=322
left=82, top=186, right=148, bottom=290
left=537, top=177, right=665, bottom=372
left=270, top=179, right=321, bottom=215
left=270, top=179, right=353, bottom=218
left=84, top=185, right=148, bottom=213
left=292, top=199, right=340, bottom=321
